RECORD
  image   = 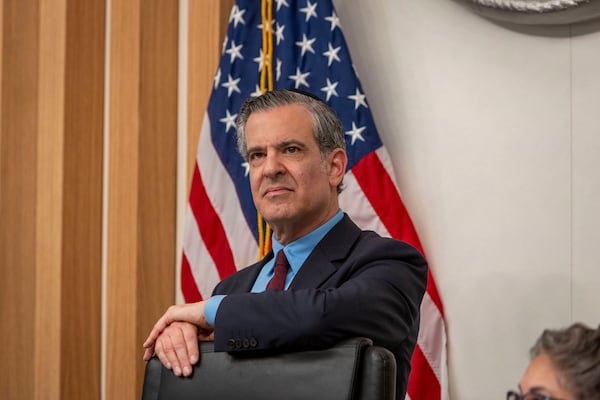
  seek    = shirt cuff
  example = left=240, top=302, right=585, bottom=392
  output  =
left=204, top=295, right=226, bottom=326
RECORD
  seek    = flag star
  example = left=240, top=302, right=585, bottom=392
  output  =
left=213, top=68, right=222, bottom=89
left=225, top=40, right=244, bottom=63
left=241, top=162, right=250, bottom=177
left=276, top=58, right=282, bottom=81
left=295, top=34, right=316, bottom=57
left=320, top=78, right=339, bottom=101
left=251, top=85, right=263, bottom=97
left=345, top=122, right=366, bottom=145
left=288, top=67, right=310, bottom=89
left=323, top=43, right=341, bottom=66
left=229, top=5, right=246, bottom=28
left=253, top=49, right=267, bottom=72
left=274, top=0, right=289, bottom=11
left=257, top=19, right=275, bottom=33
left=221, top=36, right=228, bottom=54
left=348, top=87, right=368, bottom=110
left=221, top=74, right=241, bottom=97
left=300, top=0, right=317, bottom=22
left=220, top=110, right=238, bottom=133
left=325, top=11, right=341, bottom=31
left=275, top=23, right=285, bottom=45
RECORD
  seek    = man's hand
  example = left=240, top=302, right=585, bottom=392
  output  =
left=142, top=302, right=214, bottom=377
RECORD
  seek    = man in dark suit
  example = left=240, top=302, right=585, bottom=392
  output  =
left=143, top=89, right=427, bottom=399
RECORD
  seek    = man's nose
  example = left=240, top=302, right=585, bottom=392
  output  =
left=262, top=152, right=285, bottom=177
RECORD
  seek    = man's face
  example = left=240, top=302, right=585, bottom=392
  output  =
left=245, top=104, right=346, bottom=243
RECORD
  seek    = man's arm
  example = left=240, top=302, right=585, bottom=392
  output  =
left=213, top=236, right=426, bottom=354
left=142, top=228, right=427, bottom=376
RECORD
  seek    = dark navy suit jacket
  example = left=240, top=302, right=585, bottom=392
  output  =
left=211, top=214, right=428, bottom=399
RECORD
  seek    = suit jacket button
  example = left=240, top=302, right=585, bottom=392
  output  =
left=227, top=339, right=236, bottom=349
left=250, top=338, right=258, bottom=348
left=242, top=339, right=250, bottom=348
left=234, top=339, right=242, bottom=349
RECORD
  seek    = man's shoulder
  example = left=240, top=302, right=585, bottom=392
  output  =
left=330, top=213, right=424, bottom=256
left=317, top=214, right=426, bottom=269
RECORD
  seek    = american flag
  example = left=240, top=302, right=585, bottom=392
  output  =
left=181, top=1, right=448, bottom=399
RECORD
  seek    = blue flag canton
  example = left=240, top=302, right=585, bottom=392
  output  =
left=206, top=0, right=384, bottom=237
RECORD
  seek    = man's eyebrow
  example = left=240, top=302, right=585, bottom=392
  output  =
left=277, top=140, right=307, bottom=149
left=246, top=145, right=265, bottom=154
left=248, top=140, right=306, bottom=152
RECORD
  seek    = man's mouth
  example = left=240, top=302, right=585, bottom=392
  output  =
left=263, top=186, right=292, bottom=196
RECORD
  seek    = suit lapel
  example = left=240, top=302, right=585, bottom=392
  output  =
left=225, top=252, right=273, bottom=294
left=289, top=214, right=361, bottom=290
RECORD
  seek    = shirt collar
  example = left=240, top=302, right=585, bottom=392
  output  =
left=271, top=209, right=344, bottom=273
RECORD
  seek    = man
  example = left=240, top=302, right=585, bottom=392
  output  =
left=143, top=89, right=428, bottom=399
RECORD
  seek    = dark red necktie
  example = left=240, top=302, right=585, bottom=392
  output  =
left=266, top=250, right=289, bottom=290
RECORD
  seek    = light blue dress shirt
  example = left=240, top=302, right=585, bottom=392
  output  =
left=204, top=209, right=344, bottom=326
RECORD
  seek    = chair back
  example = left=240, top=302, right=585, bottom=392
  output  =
left=141, top=337, right=396, bottom=400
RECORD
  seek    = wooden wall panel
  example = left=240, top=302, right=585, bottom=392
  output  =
left=0, top=0, right=104, bottom=399
left=0, top=1, right=39, bottom=398
left=35, top=1, right=66, bottom=398
left=106, top=1, right=177, bottom=398
left=106, top=0, right=142, bottom=398
left=60, top=0, right=105, bottom=398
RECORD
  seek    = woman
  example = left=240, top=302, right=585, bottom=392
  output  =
left=507, top=323, right=600, bottom=400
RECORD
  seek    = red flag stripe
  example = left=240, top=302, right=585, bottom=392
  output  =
left=181, top=253, right=202, bottom=302
left=407, top=345, right=442, bottom=400
left=188, top=164, right=238, bottom=280
left=352, top=151, right=424, bottom=253
left=352, top=150, right=445, bottom=314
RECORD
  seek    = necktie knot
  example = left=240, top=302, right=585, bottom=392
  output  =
left=266, top=250, right=289, bottom=290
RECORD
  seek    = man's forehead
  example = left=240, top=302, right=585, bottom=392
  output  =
left=245, top=105, right=316, bottom=143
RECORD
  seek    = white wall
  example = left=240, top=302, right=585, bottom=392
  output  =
left=332, top=0, right=600, bottom=398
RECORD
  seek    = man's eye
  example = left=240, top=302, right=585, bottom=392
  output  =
left=249, top=153, right=264, bottom=161
left=286, top=146, right=299, bottom=154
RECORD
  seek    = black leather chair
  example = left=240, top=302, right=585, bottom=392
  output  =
left=142, top=337, right=396, bottom=400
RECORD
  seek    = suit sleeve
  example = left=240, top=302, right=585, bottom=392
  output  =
left=212, top=234, right=427, bottom=354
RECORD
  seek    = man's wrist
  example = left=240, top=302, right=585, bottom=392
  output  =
left=204, top=295, right=226, bottom=326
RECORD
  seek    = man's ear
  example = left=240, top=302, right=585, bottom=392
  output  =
left=328, top=148, right=348, bottom=187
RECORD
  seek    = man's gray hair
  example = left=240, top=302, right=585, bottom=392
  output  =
left=530, top=323, right=600, bottom=400
left=236, top=89, right=347, bottom=193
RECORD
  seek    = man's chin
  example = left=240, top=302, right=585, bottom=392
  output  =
left=259, top=209, right=293, bottom=226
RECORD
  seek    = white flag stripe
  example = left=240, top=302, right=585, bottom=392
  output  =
left=198, top=114, right=257, bottom=268
left=375, top=147, right=401, bottom=194
left=183, top=206, right=221, bottom=298
left=340, top=171, right=392, bottom=237
left=417, top=291, right=448, bottom=383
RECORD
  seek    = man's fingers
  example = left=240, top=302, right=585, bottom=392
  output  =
left=143, top=314, right=170, bottom=348
left=142, top=346, right=154, bottom=361
left=172, top=329, right=193, bottom=376
left=183, top=325, right=200, bottom=365
left=154, top=338, right=172, bottom=371
left=160, top=335, right=183, bottom=375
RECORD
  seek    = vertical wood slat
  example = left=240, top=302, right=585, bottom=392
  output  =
left=0, top=2, right=39, bottom=398
left=0, top=0, right=104, bottom=399
left=106, top=1, right=177, bottom=398
left=186, top=0, right=234, bottom=192
left=106, top=0, right=142, bottom=398
left=35, top=1, right=67, bottom=399
left=60, top=0, right=105, bottom=398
